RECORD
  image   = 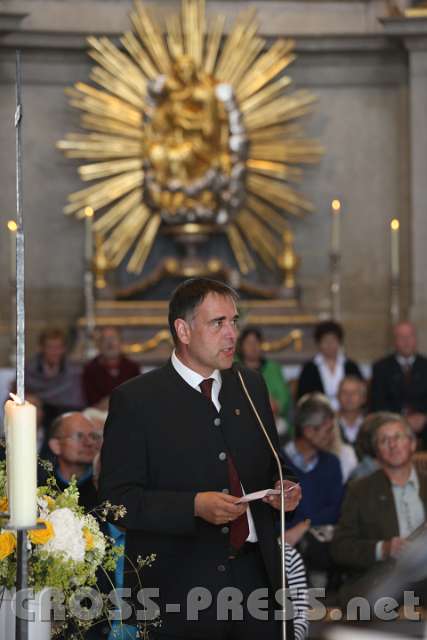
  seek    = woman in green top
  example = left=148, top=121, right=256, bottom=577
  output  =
left=236, top=327, right=293, bottom=438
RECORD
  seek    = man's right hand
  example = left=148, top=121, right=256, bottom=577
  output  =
left=382, top=536, right=407, bottom=560
left=194, top=492, right=247, bottom=525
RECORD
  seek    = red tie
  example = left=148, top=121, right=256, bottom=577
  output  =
left=199, top=378, right=249, bottom=551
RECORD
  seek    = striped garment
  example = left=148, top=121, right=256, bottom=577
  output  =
left=285, top=542, right=309, bottom=640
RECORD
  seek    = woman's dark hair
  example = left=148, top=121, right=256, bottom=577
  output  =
left=236, top=327, right=263, bottom=360
left=314, top=320, right=344, bottom=344
left=168, top=277, right=238, bottom=345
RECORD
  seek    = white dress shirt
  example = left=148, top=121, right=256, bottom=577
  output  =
left=314, top=350, right=346, bottom=411
left=171, top=350, right=257, bottom=542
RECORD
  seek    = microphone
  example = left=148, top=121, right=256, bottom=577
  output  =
left=234, top=364, right=289, bottom=640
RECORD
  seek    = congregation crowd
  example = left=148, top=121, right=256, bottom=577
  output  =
left=4, top=317, right=427, bottom=636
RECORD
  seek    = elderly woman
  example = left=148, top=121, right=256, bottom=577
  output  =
left=296, top=320, right=363, bottom=411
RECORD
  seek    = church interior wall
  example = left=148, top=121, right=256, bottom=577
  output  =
left=0, top=1, right=418, bottom=366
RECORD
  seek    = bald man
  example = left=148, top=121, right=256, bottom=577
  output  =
left=371, top=322, right=427, bottom=439
left=39, top=411, right=101, bottom=511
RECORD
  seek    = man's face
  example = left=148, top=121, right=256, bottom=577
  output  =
left=99, top=329, right=121, bottom=360
left=338, top=379, right=365, bottom=413
left=41, top=338, right=66, bottom=368
left=394, top=323, right=417, bottom=358
left=376, top=421, right=415, bottom=470
left=303, top=416, right=335, bottom=451
left=175, top=292, right=238, bottom=377
left=50, top=414, right=101, bottom=465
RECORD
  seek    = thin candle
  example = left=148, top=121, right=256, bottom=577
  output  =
left=84, top=206, right=94, bottom=266
left=331, top=199, right=341, bottom=254
left=7, top=220, right=17, bottom=282
left=390, top=218, right=400, bottom=279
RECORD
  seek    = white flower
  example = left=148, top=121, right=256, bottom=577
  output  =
left=44, top=508, right=86, bottom=562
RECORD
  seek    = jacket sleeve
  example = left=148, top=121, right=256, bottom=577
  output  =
left=98, top=386, right=198, bottom=536
left=370, top=361, right=388, bottom=411
left=331, top=482, right=379, bottom=570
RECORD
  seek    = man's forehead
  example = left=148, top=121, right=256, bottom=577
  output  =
left=378, top=421, right=404, bottom=435
left=62, top=415, right=93, bottom=431
left=196, top=292, right=237, bottom=315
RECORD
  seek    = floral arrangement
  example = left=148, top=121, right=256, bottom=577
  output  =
left=0, top=459, right=129, bottom=638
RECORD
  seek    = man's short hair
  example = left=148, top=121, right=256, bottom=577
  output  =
left=168, top=278, right=238, bottom=345
left=39, top=327, right=66, bottom=347
left=314, top=320, right=344, bottom=345
left=370, top=412, right=414, bottom=452
left=294, top=393, right=335, bottom=438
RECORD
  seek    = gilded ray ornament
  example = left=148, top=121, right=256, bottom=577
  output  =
left=57, top=0, right=323, bottom=276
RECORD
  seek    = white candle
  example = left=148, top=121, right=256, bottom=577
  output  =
left=330, top=199, right=341, bottom=254
left=4, top=395, right=37, bottom=528
left=390, top=218, right=400, bottom=279
left=7, top=220, right=17, bottom=282
left=84, top=206, right=94, bottom=266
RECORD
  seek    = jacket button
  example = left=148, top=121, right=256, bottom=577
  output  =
left=219, top=452, right=227, bottom=461
left=214, top=417, right=221, bottom=426
left=221, top=526, right=229, bottom=534
left=217, top=564, right=226, bottom=572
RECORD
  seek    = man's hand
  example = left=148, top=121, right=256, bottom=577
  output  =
left=382, top=536, right=408, bottom=560
left=194, top=492, right=247, bottom=525
left=406, top=413, right=427, bottom=433
left=263, top=480, right=302, bottom=512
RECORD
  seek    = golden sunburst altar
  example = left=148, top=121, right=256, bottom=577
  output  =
left=57, top=0, right=323, bottom=362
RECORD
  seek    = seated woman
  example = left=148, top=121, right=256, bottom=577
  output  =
left=296, top=320, right=363, bottom=411
left=236, top=327, right=292, bottom=437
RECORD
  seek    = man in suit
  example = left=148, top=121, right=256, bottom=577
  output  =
left=99, top=278, right=301, bottom=640
left=370, top=321, right=427, bottom=440
left=331, top=412, right=427, bottom=604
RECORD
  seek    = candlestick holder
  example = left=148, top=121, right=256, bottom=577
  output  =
left=329, top=251, right=341, bottom=321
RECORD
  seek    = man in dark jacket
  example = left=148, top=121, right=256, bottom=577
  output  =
left=371, top=321, right=427, bottom=441
left=99, top=278, right=301, bottom=640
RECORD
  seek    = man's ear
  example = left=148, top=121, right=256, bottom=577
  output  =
left=48, top=438, right=60, bottom=456
left=174, top=318, right=191, bottom=345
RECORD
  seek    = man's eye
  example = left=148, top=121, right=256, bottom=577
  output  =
left=213, top=320, right=223, bottom=328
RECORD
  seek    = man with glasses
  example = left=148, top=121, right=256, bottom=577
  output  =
left=40, top=411, right=101, bottom=511
left=332, top=412, right=427, bottom=603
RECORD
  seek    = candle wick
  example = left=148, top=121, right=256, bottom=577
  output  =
left=9, top=392, right=24, bottom=405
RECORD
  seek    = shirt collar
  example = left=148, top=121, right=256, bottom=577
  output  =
left=314, top=350, right=345, bottom=368
left=396, top=354, right=416, bottom=368
left=171, top=350, right=222, bottom=391
left=284, top=440, right=319, bottom=473
left=390, top=466, right=419, bottom=491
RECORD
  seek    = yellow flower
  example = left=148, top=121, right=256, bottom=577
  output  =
left=82, top=527, right=94, bottom=551
left=44, top=496, right=56, bottom=511
left=0, top=497, right=8, bottom=514
left=0, top=531, right=16, bottom=560
left=29, top=519, right=54, bottom=545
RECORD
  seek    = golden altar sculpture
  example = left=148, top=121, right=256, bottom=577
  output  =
left=58, top=0, right=323, bottom=362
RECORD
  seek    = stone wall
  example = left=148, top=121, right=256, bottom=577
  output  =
left=0, top=1, right=424, bottom=365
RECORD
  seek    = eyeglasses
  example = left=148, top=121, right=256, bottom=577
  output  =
left=377, top=432, right=410, bottom=448
left=56, top=431, right=103, bottom=443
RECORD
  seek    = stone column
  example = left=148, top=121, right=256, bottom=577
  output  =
left=383, top=18, right=427, bottom=349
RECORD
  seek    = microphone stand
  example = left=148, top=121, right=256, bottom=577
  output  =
left=236, top=370, right=287, bottom=640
